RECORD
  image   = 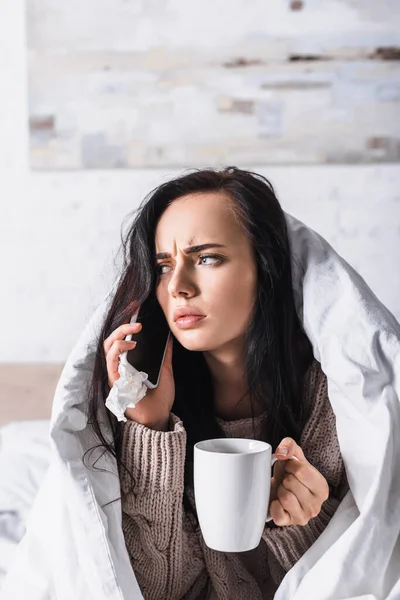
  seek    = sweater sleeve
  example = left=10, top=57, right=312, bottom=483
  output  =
left=262, top=361, right=350, bottom=581
left=119, top=413, right=208, bottom=600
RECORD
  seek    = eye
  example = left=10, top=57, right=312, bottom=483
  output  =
left=198, top=254, right=223, bottom=266
left=156, top=264, right=171, bottom=275
left=156, top=253, right=225, bottom=275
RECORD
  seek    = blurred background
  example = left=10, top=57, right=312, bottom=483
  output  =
left=1, top=0, right=399, bottom=425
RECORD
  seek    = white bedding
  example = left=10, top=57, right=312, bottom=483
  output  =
left=0, top=420, right=50, bottom=587
left=1, top=214, right=399, bottom=600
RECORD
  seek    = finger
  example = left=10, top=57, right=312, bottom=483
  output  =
left=275, top=437, right=306, bottom=462
left=104, top=322, right=142, bottom=355
left=272, top=437, right=305, bottom=484
left=280, top=473, right=320, bottom=520
left=269, top=497, right=290, bottom=526
left=273, top=437, right=326, bottom=498
left=103, top=322, right=142, bottom=355
left=269, top=476, right=279, bottom=503
left=274, top=482, right=307, bottom=526
left=283, top=460, right=329, bottom=500
left=106, top=339, right=136, bottom=386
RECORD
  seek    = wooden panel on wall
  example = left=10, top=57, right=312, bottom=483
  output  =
left=27, top=0, right=400, bottom=168
left=0, top=365, right=63, bottom=425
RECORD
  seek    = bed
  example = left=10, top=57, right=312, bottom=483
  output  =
left=0, top=364, right=62, bottom=588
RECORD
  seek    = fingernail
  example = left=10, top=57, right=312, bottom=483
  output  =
left=276, top=446, right=288, bottom=456
left=128, top=341, right=137, bottom=345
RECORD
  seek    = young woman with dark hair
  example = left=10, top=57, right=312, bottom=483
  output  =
left=87, top=167, right=349, bottom=600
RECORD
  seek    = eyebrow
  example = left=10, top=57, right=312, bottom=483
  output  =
left=155, top=243, right=227, bottom=260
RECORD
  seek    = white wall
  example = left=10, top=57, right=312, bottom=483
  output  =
left=1, top=0, right=399, bottom=363
left=27, top=1, right=400, bottom=168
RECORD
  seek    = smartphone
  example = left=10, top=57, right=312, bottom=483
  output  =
left=125, top=295, right=171, bottom=389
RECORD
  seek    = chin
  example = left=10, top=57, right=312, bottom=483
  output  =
left=173, top=330, right=214, bottom=352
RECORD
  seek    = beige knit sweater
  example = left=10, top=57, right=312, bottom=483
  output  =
left=119, top=360, right=349, bottom=600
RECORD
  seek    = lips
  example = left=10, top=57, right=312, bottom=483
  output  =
left=173, top=306, right=205, bottom=322
left=174, top=314, right=206, bottom=330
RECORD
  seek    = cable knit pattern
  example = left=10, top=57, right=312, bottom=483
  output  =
left=120, top=360, right=349, bottom=599
left=261, top=362, right=349, bottom=584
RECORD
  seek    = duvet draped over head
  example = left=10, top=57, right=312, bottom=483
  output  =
left=1, top=214, right=399, bottom=600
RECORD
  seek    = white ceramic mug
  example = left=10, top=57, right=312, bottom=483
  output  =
left=194, top=437, right=297, bottom=553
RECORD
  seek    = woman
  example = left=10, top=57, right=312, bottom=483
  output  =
left=88, top=167, right=349, bottom=600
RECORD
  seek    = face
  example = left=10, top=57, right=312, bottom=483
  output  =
left=154, top=192, right=258, bottom=353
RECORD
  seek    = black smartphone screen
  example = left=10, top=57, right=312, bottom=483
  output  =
left=126, top=295, right=171, bottom=386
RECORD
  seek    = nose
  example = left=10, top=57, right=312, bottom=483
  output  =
left=167, top=262, right=197, bottom=298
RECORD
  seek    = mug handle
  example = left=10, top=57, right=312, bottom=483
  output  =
left=265, top=454, right=300, bottom=523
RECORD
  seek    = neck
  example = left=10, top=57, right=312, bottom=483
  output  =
left=203, top=340, right=265, bottom=421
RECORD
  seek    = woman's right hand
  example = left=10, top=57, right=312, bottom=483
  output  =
left=103, top=322, right=175, bottom=431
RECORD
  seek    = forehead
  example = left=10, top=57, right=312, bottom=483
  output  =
left=155, top=192, right=241, bottom=249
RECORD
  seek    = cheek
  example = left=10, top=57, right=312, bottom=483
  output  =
left=219, top=265, right=256, bottom=301
left=207, top=267, right=257, bottom=322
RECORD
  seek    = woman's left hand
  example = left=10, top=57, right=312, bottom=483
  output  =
left=269, top=437, right=330, bottom=527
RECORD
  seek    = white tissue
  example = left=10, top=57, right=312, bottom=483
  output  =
left=105, top=354, right=149, bottom=423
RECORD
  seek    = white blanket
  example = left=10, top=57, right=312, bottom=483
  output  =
left=0, top=421, right=50, bottom=587
left=1, top=214, right=399, bottom=600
